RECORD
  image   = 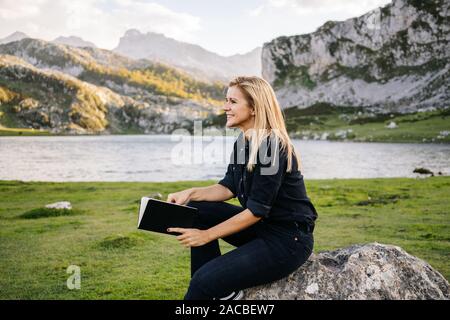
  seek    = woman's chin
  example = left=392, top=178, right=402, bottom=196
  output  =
left=225, top=120, right=236, bottom=128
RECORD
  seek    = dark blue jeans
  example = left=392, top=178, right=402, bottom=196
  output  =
left=183, top=201, right=314, bottom=300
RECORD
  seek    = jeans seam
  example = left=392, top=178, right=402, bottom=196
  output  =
left=185, top=279, right=212, bottom=300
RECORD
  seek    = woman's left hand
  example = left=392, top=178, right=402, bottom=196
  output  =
left=167, top=227, right=212, bottom=248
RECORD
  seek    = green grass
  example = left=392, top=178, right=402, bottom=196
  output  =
left=19, top=207, right=85, bottom=219
left=0, top=177, right=449, bottom=299
left=0, top=115, right=52, bottom=137
left=285, top=104, right=450, bottom=143
left=0, top=127, right=52, bottom=136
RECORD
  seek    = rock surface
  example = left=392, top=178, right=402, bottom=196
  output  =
left=45, top=201, right=72, bottom=210
left=243, top=243, right=449, bottom=300
left=262, top=0, right=450, bottom=113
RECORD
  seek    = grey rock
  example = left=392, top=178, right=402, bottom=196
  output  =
left=386, top=121, right=398, bottom=129
left=147, top=192, right=163, bottom=200
left=262, top=0, right=450, bottom=113
left=243, top=243, right=449, bottom=300
left=45, top=201, right=72, bottom=210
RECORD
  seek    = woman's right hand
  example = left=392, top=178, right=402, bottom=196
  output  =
left=167, top=188, right=194, bottom=205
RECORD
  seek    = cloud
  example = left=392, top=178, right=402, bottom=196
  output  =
left=109, top=0, right=201, bottom=43
left=0, top=0, right=201, bottom=49
left=0, top=0, right=47, bottom=20
left=249, top=0, right=391, bottom=17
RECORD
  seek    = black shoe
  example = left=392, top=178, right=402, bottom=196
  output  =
left=214, top=290, right=244, bottom=300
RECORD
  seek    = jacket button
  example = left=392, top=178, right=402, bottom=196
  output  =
left=294, top=237, right=298, bottom=241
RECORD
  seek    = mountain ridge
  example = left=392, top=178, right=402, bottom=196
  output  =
left=114, top=28, right=262, bottom=82
left=262, top=0, right=449, bottom=113
left=52, top=36, right=97, bottom=48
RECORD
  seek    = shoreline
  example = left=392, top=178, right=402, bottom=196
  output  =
left=1, top=130, right=449, bottom=145
left=0, top=175, right=447, bottom=184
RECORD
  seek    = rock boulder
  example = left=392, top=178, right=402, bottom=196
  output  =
left=243, top=243, right=449, bottom=300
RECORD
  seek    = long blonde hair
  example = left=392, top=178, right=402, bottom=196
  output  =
left=228, top=76, right=301, bottom=173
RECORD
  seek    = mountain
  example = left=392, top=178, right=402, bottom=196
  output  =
left=0, top=38, right=225, bottom=134
left=262, top=0, right=450, bottom=114
left=114, top=29, right=262, bottom=83
left=52, top=36, right=97, bottom=48
left=0, top=31, right=29, bottom=45
left=0, top=54, right=133, bottom=133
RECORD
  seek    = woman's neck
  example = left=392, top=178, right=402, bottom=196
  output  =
left=241, top=127, right=272, bottom=140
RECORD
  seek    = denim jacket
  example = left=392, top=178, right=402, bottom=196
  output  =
left=218, top=134, right=318, bottom=227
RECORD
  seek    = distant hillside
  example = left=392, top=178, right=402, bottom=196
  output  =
left=0, top=39, right=226, bottom=134
left=0, top=31, right=29, bottom=45
left=262, top=0, right=449, bottom=114
left=0, top=54, right=127, bottom=133
left=52, top=36, right=97, bottom=48
left=0, top=38, right=226, bottom=102
left=114, top=29, right=262, bottom=82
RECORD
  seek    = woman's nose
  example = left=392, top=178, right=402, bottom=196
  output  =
left=222, top=103, right=230, bottom=111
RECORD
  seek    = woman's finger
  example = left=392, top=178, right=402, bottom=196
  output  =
left=180, top=238, right=192, bottom=246
left=167, top=227, right=186, bottom=233
left=177, top=233, right=190, bottom=240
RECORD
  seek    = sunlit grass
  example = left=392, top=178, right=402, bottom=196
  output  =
left=0, top=177, right=449, bottom=299
left=0, top=126, right=51, bottom=136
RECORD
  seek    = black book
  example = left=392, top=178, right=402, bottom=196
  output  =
left=137, top=197, right=198, bottom=236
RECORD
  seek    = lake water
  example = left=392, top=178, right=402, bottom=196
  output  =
left=0, top=135, right=449, bottom=182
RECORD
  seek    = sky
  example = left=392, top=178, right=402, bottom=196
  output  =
left=0, top=0, right=391, bottom=56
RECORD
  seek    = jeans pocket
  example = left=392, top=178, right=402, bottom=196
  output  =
left=263, top=223, right=314, bottom=265
left=289, top=231, right=314, bottom=261
left=286, top=236, right=299, bottom=256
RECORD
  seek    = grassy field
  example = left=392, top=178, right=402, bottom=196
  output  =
left=284, top=104, right=450, bottom=143
left=0, top=177, right=449, bottom=299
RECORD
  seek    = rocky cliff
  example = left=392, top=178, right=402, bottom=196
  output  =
left=262, top=0, right=450, bottom=114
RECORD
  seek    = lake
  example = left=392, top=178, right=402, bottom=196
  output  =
left=0, top=135, right=449, bottom=182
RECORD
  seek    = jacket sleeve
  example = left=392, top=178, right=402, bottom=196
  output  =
left=246, top=145, right=288, bottom=219
left=218, top=163, right=237, bottom=197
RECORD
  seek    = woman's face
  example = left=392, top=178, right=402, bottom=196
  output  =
left=223, top=86, right=255, bottom=132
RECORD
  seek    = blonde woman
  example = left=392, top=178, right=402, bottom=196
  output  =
left=167, top=76, right=318, bottom=300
